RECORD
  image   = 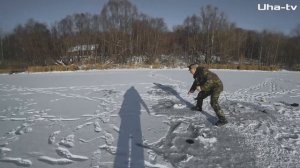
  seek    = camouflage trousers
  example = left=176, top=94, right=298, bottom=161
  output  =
left=196, top=85, right=226, bottom=121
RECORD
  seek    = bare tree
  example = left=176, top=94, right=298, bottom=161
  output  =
left=1, top=1, right=299, bottom=70
left=99, top=0, right=139, bottom=63
left=10, top=19, right=52, bottom=65
left=198, top=5, right=229, bottom=63
left=100, top=0, right=138, bottom=32
left=0, top=28, right=3, bottom=65
left=291, top=23, right=300, bottom=37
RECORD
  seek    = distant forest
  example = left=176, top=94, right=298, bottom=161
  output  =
left=0, top=0, right=300, bottom=70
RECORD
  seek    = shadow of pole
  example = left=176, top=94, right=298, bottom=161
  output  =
left=153, top=83, right=217, bottom=124
left=114, top=86, right=149, bottom=168
left=153, top=83, right=194, bottom=108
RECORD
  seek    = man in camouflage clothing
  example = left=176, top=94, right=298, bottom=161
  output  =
left=188, top=63, right=228, bottom=126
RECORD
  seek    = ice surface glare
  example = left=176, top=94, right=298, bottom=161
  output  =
left=0, top=69, right=299, bottom=168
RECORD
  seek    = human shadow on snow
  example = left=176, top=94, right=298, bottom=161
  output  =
left=114, top=86, right=150, bottom=168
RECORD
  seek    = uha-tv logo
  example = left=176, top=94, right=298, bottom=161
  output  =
left=258, top=3, right=297, bottom=11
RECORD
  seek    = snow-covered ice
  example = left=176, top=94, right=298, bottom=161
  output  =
left=0, top=69, right=300, bottom=167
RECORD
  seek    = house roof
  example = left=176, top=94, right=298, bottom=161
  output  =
left=67, top=44, right=98, bottom=52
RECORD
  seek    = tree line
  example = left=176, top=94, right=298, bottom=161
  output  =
left=0, top=0, right=299, bottom=69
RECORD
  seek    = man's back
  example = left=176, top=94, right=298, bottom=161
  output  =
left=197, top=67, right=223, bottom=91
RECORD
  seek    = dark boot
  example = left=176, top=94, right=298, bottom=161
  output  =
left=190, top=106, right=202, bottom=111
left=191, top=96, right=204, bottom=111
left=215, top=116, right=228, bottom=126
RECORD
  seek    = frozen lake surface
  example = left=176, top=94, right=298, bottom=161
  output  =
left=0, top=69, right=300, bottom=168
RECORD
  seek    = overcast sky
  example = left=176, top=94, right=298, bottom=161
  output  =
left=1, top=0, right=299, bottom=35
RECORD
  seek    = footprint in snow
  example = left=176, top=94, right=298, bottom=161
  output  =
left=38, top=156, right=73, bottom=165
left=55, top=147, right=88, bottom=161
left=48, top=130, right=61, bottom=145
left=59, top=134, right=75, bottom=148
left=94, top=120, right=102, bottom=132
left=0, top=157, right=32, bottom=167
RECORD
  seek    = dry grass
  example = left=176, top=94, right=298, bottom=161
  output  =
left=0, top=63, right=283, bottom=74
left=81, top=63, right=162, bottom=70
left=0, top=69, right=12, bottom=74
left=27, top=64, right=79, bottom=72
left=203, top=64, right=279, bottom=71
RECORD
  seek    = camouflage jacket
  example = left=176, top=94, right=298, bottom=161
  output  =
left=189, top=66, right=223, bottom=93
